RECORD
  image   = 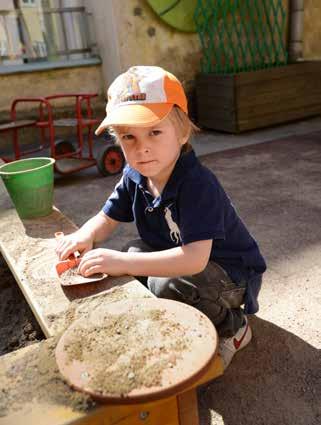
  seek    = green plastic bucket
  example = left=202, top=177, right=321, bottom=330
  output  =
left=0, top=157, right=55, bottom=219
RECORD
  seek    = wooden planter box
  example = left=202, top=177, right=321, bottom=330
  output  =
left=195, top=61, right=321, bottom=133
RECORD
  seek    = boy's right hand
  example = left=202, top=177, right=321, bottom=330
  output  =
left=55, top=230, right=94, bottom=261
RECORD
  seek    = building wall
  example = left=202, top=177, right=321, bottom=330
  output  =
left=87, top=0, right=202, bottom=93
left=89, top=0, right=292, bottom=90
left=0, top=64, right=104, bottom=118
left=113, top=0, right=202, bottom=85
left=303, top=1, right=321, bottom=59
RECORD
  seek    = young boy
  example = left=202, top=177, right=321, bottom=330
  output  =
left=56, top=66, right=266, bottom=369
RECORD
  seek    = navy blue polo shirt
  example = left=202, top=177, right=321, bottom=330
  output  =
left=103, top=150, right=266, bottom=313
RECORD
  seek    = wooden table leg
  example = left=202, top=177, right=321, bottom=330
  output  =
left=177, top=389, right=200, bottom=425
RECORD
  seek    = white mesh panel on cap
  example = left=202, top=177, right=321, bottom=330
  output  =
left=106, top=66, right=167, bottom=114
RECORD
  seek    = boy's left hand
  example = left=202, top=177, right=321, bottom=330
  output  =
left=77, top=248, right=125, bottom=277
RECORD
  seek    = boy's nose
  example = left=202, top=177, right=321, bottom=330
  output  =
left=136, top=139, right=150, bottom=154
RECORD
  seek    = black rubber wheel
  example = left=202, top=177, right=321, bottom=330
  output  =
left=54, top=139, right=76, bottom=156
left=97, top=145, right=125, bottom=176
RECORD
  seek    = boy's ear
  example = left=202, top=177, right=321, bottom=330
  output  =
left=181, top=136, right=188, bottom=146
left=180, top=128, right=191, bottom=146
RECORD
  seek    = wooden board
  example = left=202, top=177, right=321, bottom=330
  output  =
left=55, top=298, right=218, bottom=403
left=195, top=72, right=236, bottom=132
left=0, top=334, right=222, bottom=425
left=177, top=389, right=200, bottom=425
left=0, top=169, right=152, bottom=337
left=0, top=340, right=179, bottom=425
left=195, top=61, right=321, bottom=133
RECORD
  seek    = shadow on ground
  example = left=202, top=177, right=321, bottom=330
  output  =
left=199, top=316, right=321, bottom=425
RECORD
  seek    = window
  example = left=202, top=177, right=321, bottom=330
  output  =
left=0, top=2, right=98, bottom=67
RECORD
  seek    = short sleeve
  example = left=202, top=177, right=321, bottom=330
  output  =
left=102, top=175, right=134, bottom=222
left=178, top=174, right=226, bottom=245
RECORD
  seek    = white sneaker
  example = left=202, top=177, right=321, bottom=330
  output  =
left=218, top=316, right=252, bottom=370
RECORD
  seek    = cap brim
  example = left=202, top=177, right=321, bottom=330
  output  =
left=95, top=103, right=173, bottom=135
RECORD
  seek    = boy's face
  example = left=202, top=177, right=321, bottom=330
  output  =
left=116, top=115, right=187, bottom=185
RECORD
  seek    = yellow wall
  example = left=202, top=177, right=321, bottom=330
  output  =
left=0, top=65, right=104, bottom=116
left=112, top=0, right=202, bottom=86
left=111, top=0, right=290, bottom=80
left=303, top=1, right=321, bottom=59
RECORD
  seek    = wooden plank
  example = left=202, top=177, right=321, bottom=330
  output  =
left=196, top=96, right=235, bottom=111
left=238, top=95, right=321, bottom=118
left=197, top=117, right=237, bottom=133
left=0, top=204, right=152, bottom=337
left=50, top=395, right=179, bottom=425
left=0, top=336, right=222, bottom=425
left=195, top=62, right=321, bottom=132
left=235, top=61, right=321, bottom=86
left=198, top=63, right=321, bottom=91
left=237, top=78, right=321, bottom=108
left=238, top=93, right=321, bottom=115
left=238, top=104, right=321, bottom=131
left=196, top=96, right=235, bottom=110
left=196, top=95, right=235, bottom=111
left=196, top=73, right=236, bottom=132
left=194, top=354, right=224, bottom=385
left=105, top=397, right=179, bottom=425
left=0, top=340, right=179, bottom=425
left=196, top=83, right=235, bottom=100
left=196, top=104, right=236, bottom=117
left=196, top=106, right=237, bottom=132
left=196, top=73, right=234, bottom=87
left=0, top=171, right=152, bottom=337
left=177, top=389, right=199, bottom=425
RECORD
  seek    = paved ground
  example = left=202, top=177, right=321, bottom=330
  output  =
left=1, top=117, right=320, bottom=424
left=196, top=133, right=321, bottom=425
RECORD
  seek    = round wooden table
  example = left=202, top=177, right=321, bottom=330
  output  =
left=55, top=298, right=218, bottom=403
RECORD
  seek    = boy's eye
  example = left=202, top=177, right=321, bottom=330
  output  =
left=121, top=134, right=134, bottom=141
left=150, top=130, right=161, bottom=136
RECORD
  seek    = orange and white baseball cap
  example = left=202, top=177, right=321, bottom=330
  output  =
left=95, top=66, right=188, bottom=135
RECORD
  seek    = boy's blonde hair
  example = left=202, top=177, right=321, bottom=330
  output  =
left=110, top=106, right=199, bottom=153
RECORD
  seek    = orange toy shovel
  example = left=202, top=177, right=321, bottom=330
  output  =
left=54, top=231, right=107, bottom=286
left=54, top=231, right=80, bottom=276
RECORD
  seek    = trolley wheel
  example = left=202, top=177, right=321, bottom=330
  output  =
left=97, top=145, right=125, bottom=176
left=54, top=139, right=76, bottom=156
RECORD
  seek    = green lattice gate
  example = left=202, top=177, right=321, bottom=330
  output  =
left=194, top=0, right=288, bottom=74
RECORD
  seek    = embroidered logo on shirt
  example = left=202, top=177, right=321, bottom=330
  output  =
left=164, top=205, right=181, bottom=244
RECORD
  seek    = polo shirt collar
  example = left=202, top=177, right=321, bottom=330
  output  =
left=162, top=150, right=198, bottom=200
left=124, top=165, right=146, bottom=186
left=125, top=149, right=199, bottom=201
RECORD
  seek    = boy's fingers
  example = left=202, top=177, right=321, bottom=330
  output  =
left=55, top=238, right=70, bottom=255
left=78, top=246, right=92, bottom=258
left=60, top=245, right=76, bottom=260
left=58, top=240, right=80, bottom=259
left=78, top=257, right=102, bottom=276
left=55, top=239, right=65, bottom=253
left=81, top=248, right=98, bottom=258
left=82, top=265, right=101, bottom=277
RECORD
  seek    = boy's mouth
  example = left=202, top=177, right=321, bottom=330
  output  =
left=137, top=160, right=156, bottom=165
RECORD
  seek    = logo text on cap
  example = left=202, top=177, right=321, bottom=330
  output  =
left=121, top=93, right=147, bottom=102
